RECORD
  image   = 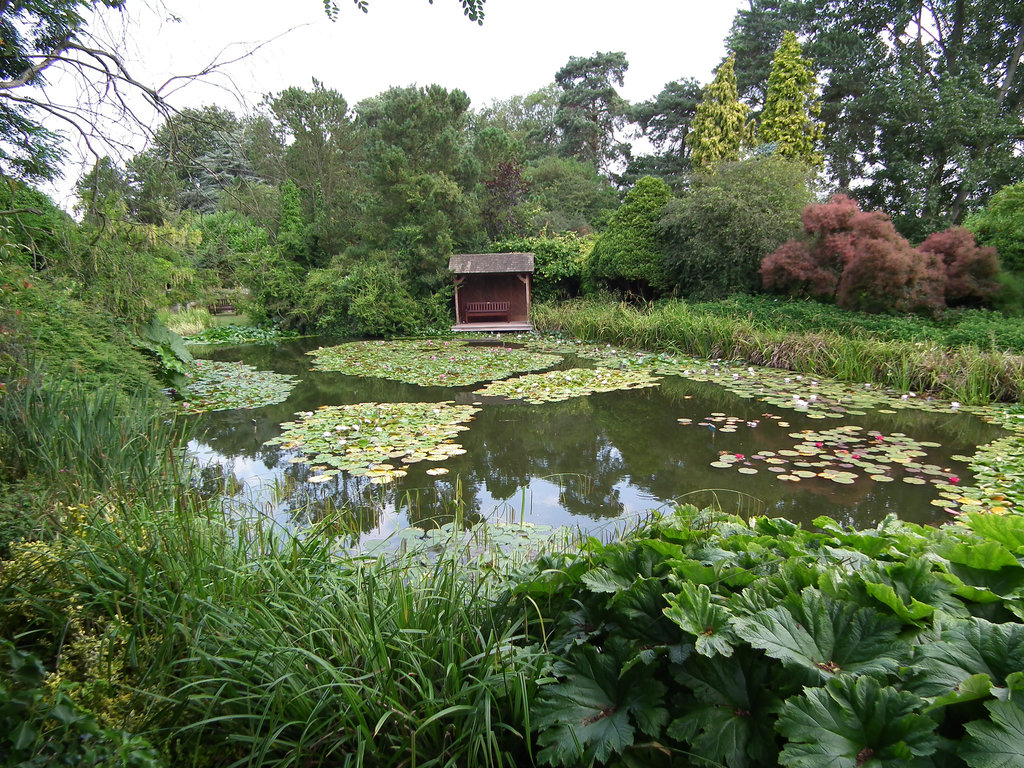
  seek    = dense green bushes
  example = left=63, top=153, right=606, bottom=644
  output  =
left=516, top=508, right=1024, bottom=767
left=967, top=181, right=1024, bottom=274
left=492, top=233, right=593, bottom=301
left=585, top=175, right=672, bottom=297
left=660, top=156, right=812, bottom=299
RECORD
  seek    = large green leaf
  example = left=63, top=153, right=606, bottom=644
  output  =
left=777, top=676, right=939, bottom=767
left=859, top=557, right=966, bottom=624
left=669, top=648, right=784, bottom=768
left=664, top=583, right=737, bottom=658
left=535, top=643, right=669, bottom=767
left=733, top=588, right=907, bottom=681
left=911, top=617, right=1024, bottom=698
left=960, top=695, right=1024, bottom=768
left=965, top=514, right=1024, bottom=552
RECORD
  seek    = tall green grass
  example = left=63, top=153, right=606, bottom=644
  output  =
left=533, top=299, right=1024, bottom=404
left=0, top=369, right=186, bottom=505
left=1, top=376, right=539, bottom=767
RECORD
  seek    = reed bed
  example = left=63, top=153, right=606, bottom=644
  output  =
left=0, top=376, right=542, bottom=766
left=533, top=299, right=1024, bottom=404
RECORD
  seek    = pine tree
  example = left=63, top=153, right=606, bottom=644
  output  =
left=758, top=31, right=823, bottom=168
left=686, top=54, right=750, bottom=171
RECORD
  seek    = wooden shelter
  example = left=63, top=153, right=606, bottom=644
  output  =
left=448, top=252, right=534, bottom=332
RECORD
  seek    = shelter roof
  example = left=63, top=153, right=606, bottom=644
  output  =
left=448, top=253, right=534, bottom=274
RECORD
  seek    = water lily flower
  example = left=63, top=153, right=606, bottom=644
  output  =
left=951, top=402, right=961, bottom=409
left=735, top=453, right=744, bottom=460
left=901, top=394, right=909, bottom=400
left=950, top=476, right=960, bottom=484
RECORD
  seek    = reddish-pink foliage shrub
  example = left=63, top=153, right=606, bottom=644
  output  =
left=760, top=195, right=946, bottom=315
left=760, top=239, right=838, bottom=298
left=918, top=226, right=1001, bottom=306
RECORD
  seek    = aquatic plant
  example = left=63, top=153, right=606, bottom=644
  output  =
left=265, top=401, right=480, bottom=483
left=180, top=360, right=298, bottom=413
left=473, top=367, right=661, bottom=403
left=309, top=339, right=562, bottom=387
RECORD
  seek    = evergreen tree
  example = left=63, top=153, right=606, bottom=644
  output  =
left=553, top=51, right=631, bottom=174
left=686, top=54, right=751, bottom=171
left=584, top=175, right=673, bottom=298
left=758, top=31, right=822, bottom=167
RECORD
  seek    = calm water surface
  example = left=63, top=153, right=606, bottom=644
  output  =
left=188, top=338, right=1003, bottom=541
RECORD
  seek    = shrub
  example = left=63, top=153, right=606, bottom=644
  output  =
left=235, top=247, right=305, bottom=326
left=965, top=181, right=1024, bottom=274
left=918, top=226, right=1001, bottom=307
left=584, top=175, right=673, bottom=298
left=660, top=156, right=812, bottom=298
left=303, top=258, right=423, bottom=337
left=491, top=233, right=593, bottom=301
left=761, top=195, right=946, bottom=315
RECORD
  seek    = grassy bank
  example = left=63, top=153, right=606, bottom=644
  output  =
left=532, top=298, right=1024, bottom=405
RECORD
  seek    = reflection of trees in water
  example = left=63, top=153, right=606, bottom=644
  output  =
left=451, top=397, right=629, bottom=520
left=278, top=466, right=392, bottom=534
left=398, top=480, right=485, bottom=530
left=189, top=340, right=991, bottom=532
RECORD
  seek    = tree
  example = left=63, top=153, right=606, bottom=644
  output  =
left=966, top=182, right=1024, bottom=274
left=660, top=156, right=813, bottom=298
left=918, top=227, right=1001, bottom=307
left=268, top=81, right=367, bottom=259
left=522, top=156, right=619, bottom=235
left=687, top=54, right=751, bottom=171
left=584, top=175, right=673, bottom=298
left=474, top=86, right=560, bottom=163
left=758, top=30, right=822, bottom=167
left=0, top=0, right=133, bottom=182
left=357, top=84, right=483, bottom=293
left=729, top=0, right=1024, bottom=238
left=553, top=52, right=631, bottom=174
left=627, top=77, right=702, bottom=188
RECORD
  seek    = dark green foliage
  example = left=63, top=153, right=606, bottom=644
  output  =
left=189, top=210, right=271, bottom=284
left=728, top=0, right=1024, bottom=238
left=584, top=176, right=673, bottom=298
left=235, top=247, right=306, bottom=326
left=303, top=258, right=424, bottom=337
left=358, top=84, right=484, bottom=292
left=659, top=156, right=812, bottom=298
left=491, top=233, right=593, bottom=301
left=553, top=51, right=631, bottom=174
left=626, top=78, right=702, bottom=189
left=276, top=179, right=312, bottom=264
left=967, top=182, right=1024, bottom=275
left=0, top=641, right=162, bottom=768
left=0, top=264, right=163, bottom=395
left=513, top=508, right=1024, bottom=767
left=523, top=156, right=619, bottom=235
left=0, top=181, right=76, bottom=269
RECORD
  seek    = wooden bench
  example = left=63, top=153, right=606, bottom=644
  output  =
left=464, top=300, right=511, bottom=322
left=207, top=303, right=237, bottom=315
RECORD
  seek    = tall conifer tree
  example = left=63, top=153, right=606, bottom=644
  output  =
left=758, top=31, right=822, bottom=168
left=686, top=54, right=750, bottom=171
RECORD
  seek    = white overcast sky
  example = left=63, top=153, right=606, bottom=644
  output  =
left=47, top=0, right=744, bottom=203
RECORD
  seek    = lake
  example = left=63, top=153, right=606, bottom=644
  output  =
left=187, top=337, right=1003, bottom=542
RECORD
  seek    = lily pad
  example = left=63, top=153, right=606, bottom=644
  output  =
left=181, top=360, right=298, bottom=413
left=474, top=367, right=661, bottom=403
left=309, top=339, right=562, bottom=387
left=265, top=401, right=479, bottom=483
